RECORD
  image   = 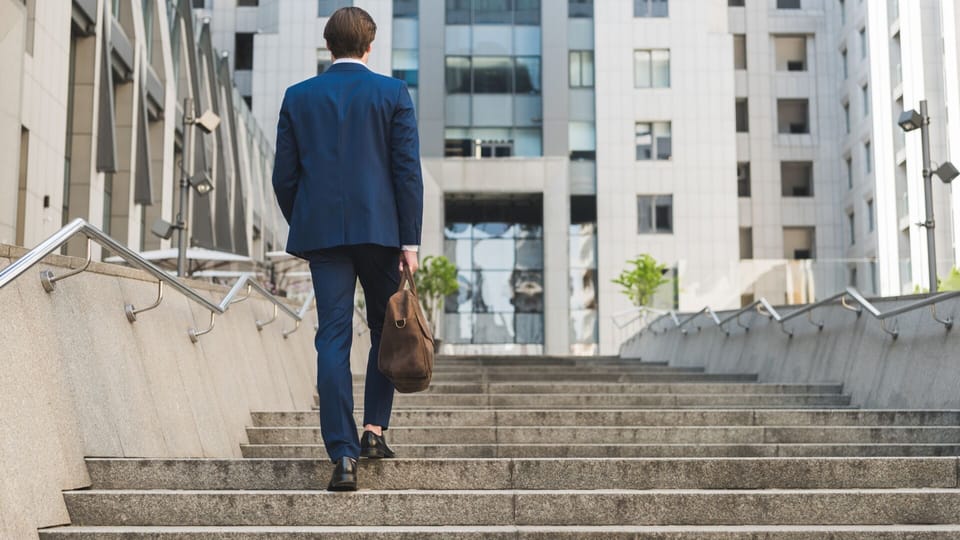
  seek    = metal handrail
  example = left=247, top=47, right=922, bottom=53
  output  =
left=0, top=218, right=307, bottom=342
left=645, top=285, right=959, bottom=341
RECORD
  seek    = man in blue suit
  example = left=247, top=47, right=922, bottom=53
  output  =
left=271, top=7, right=423, bottom=491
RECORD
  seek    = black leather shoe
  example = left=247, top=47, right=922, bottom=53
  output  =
left=360, top=430, right=396, bottom=459
left=327, top=456, right=358, bottom=491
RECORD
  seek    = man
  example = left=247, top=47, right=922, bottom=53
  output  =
left=271, top=7, right=423, bottom=492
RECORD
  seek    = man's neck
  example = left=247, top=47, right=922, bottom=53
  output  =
left=332, top=56, right=368, bottom=65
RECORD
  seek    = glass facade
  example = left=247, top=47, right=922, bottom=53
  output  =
left=569, top=195, right=598, bottom=353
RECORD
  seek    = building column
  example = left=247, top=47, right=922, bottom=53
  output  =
left=0, top=0, right=26, bottom=246
left=543, top=160, right=570, bottom=355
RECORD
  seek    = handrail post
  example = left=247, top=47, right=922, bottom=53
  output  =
left=125, top=280, right=165, bottom=322
left=189, top=311, right=216, bottom=343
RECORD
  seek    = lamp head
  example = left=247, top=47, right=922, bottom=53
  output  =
left=934, top=161, right=959, bottom=183
left=898, top=109, right=923, bottom=132
left=189, top=171, right=214, bottom=195
left=195, top=109, right=220, bottom=134
left=151, top=218, right=176, bottom=240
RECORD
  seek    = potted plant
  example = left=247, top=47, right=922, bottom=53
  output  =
left=414, top=255, right=460, bottom=353
left=612, top=254, right=672, bottom=307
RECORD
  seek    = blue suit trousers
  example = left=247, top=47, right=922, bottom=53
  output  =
left=307, top=244, right=400, bottom=462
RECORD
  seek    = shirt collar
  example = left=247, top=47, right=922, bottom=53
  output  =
left=333, top=58, right=368, bottom=68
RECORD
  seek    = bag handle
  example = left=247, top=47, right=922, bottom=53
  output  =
left=398, top=262, right=418, bottom=295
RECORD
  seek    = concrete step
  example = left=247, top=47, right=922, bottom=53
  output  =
left=83, top=457, right=959, bottom=490
left=36, top=524, right=960, bottom=539
left=352, top=373, right=761, bottom=383
left=255, top=409, right=960, bottom=428
left=240, top=442, right=960, bottom=459
left=60, top=488, right=960, bottom=526
left=267, top=409, right=960, bottom=433
left=245, top=426, right=960, bottom=445
left=387, top=382, right=847, bottom=395
left=336, top=393, right=852, bottom=408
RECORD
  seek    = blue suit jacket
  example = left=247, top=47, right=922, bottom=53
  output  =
left=272, top=62, right=423, bottom=257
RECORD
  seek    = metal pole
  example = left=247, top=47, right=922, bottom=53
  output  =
left=919, top=100, right=939, bottom=293
left=177, top=97, right=194, bottom=278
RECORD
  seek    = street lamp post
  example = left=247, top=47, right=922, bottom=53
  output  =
left=153, top=97, right=218, bottom=277
left=898, top=100, right=959, bottom=293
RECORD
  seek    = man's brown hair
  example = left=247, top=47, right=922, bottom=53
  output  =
left=323, top=7, right=377, bottom=59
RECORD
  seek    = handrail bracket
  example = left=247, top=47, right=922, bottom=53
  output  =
left=125, top=280, right=165, bottom=323
left=806, top=310, right=825, bottom=332
left=931, top=303, right=954, bottom=332
left=189, top=311, right=217, bottom=343
left=257, top=303, right=279, bottom=331
left=880, top=318, right=900, bottom=340
left=40, top=238, right=92, bottom=293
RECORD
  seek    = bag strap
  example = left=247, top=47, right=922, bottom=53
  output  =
left=398, top=263, right=418, bottom=295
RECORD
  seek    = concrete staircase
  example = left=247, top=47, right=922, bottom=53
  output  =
left=40, top=356, right=960, bottom=538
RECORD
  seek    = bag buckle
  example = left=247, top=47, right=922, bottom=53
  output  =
left=395, top=319, right=406, bottom=329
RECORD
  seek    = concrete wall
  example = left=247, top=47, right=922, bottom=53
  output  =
left=621, top=294, right=960, bottom=410
left=0, top=246, right=327, bottom=539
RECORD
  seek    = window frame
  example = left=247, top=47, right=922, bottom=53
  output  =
left=637, top=194, right=674, bottom=234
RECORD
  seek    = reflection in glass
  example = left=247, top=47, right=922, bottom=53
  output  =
left=473, top=0, right=513, bottom=24
left=512, top=270, right=544, bottom=312
left=474, top=222, right=514, bottom=238
left=515, top=57, right=541, bottom=94
left=476, top=270, right=515, bottom=313
left=515, top=239, right=543, bottom=269
left=570, top=309, right=598, bottom=344
left=473, top=57, right=513, bottom=93
left=473, top=239, right=516, bottom=270
left=568, top=234, right=596, bottom=268
left=445, top=56, right=472, bottom=93
left=474, top=313, right=515, bottom=343
left=516, top=313, right=544, bottom=343
left=444, top=239, right=472, bottom=268
left=514, top=0, right=540, bottom=24
left=446, top=271, right=475, bottom=313
left=569, top=269, right=597, bottom=310
left=517, top=224, right=543, bottom=238
left=446, top=0, right=471, bottom=24
left=444, top=222, right=472, bottom=239
left=444, top=313, right=473, bottom=343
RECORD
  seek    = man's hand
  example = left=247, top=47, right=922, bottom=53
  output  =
left=400, top=249, right=419, bottom=274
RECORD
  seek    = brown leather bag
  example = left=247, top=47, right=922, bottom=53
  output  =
left=378, top=265, right=435, bottom=393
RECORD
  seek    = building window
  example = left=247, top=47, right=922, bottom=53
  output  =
left=781, top=161, right=813, bottom=197
left=861, top=84, right=870, bottom=116
left=775, top=36, right=807, bottom=71
left=634, top=49, right=670, bottom=88
left=393, top=50, right=419, bottom=87
left=736, top=98, right=749, bottom=132
left=870, top=260, right=878, bottom=293
left=445, top=56, right=540, bottom=95
left=319, top=0, right=351, bottom=17
left=569, top=0, right=593, bottom=17
left=846, top=156, right=853, bottom=189
left=729, top=0, right=745, bottom=6
left=866, top=198, right=875, bottom=232
left=394, top=0, right=418, bottom=17
left=192, top=0, right=205, bottom=7
left=634, top=0, right=668, bottom=17
left=569, top=51, right=594, bottom=88
left=864, top=140, right=872, bottom=173
left=777, top=99, right=809, bottom=134
left=445, top=0, right=542, bottom=25
left=738, top=162, right=751, bottom=197
left=234, top=32, right=254, bottom=70
left=784, top=227, right=815, bottom=259
left=843, top=102, right=850, bottom=133
left=237, top=0, right=259, bottom=5
left=317, top=49, right=333, bottom=75
left=637, top=195, right=673, bottom=234
left=778, top=0, right=801, bottom=7
left=733, top=34, right=747, bottom=70
left=848, top=211, right=856, bottom=245
left=841, top=48, right=848, bottom=78
left=740, top=227, right=753, bottom=259
left=635, top=122, right=672, bottom=160
left=840, top=0, right=845, bottom=25
left=859, top=27, right=867, bottom=58
left=569, top=122, right=596, bottom=160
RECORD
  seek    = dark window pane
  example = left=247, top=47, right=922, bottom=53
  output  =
left=392, top=68, right=419, bottom=87
left=445, top=56, right=472, bottom=93
left=515, top=56, right=541, bottom=94
left=474, top=0, right=513, bottom=24
left=515, top=238, right=543, bottom=269
left=777, top=0, right=801, bottom=8
left=569, top=0, right=593, bottom=17
left=637, top=196, right=653, bottom=233
left=393, top=0, right=418, bottom=17
left=318, top=0, right=351, bottom=17
left=446, top=271, right=475, bottom=313
left=474, top=222, right=514, bottom=238
left=652, top=0, right=668, bottom=16
left=237, top=0, right=258, bottom=6
left=516, top=314, right=544, bottom=344
left=234, top=32, right=254, bottom=70
left=446, top=0, right=471, bottom=23
left=515, top=0, right=540, bottom=24
left=473, top=57, right=513, bottom=93
left=654, top=195, right=673, bottom=232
